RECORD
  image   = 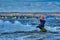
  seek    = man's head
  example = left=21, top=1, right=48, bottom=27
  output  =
left=41, top=15, right=45, bottom=20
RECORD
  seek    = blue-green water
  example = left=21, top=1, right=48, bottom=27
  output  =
left=0, top=16, right=60, bottom=40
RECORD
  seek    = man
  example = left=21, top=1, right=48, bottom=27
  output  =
left=37, top=15, right=47, bottom=32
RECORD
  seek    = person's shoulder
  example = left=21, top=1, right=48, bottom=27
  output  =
left=40, top=19, right=42, bottom=20
left=40, top=19, right=45, bottom=21
left=42, top=20, right=46, bottom=22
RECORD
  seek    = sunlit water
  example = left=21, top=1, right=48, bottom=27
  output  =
left=0, top=16, right=60, bottom=40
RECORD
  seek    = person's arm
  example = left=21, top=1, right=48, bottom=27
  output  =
left=38, top=19, right=40, bottom=24
left=38, top=19, right=42, bottom=26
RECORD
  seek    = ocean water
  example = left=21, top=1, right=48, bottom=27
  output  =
left=0, top=16, right=60, bottom=40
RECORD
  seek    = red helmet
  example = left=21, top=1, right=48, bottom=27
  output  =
left=41, top=15, right=45, bottom=20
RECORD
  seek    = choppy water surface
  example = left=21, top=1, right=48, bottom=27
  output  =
left=0, top=16, right=60, bottom=40
left=0, top=33, right=60, bottom=40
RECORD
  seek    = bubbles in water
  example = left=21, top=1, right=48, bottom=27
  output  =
left=4, top=21, right=12, bottom=24
left=13, top=21, right=23, bottom=27
left=0, top=20, right=4, bottom=29
left=4, top=21, right=12, bottom=27
left=45, top=16, right=56, bottom=20
left=26, top=23, right=31, bottom=26
left=0, top=20, right=3, bottom=23
left=0, top=20, right=4, bottom=25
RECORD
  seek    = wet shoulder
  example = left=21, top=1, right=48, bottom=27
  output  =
left=40, top=19, right=45, bottom=22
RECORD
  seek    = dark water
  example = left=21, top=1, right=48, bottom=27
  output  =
left=0, top=32, right=60, bottom=40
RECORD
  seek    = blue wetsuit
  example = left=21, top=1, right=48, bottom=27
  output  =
left=37, top=19, right=45, bottom=29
